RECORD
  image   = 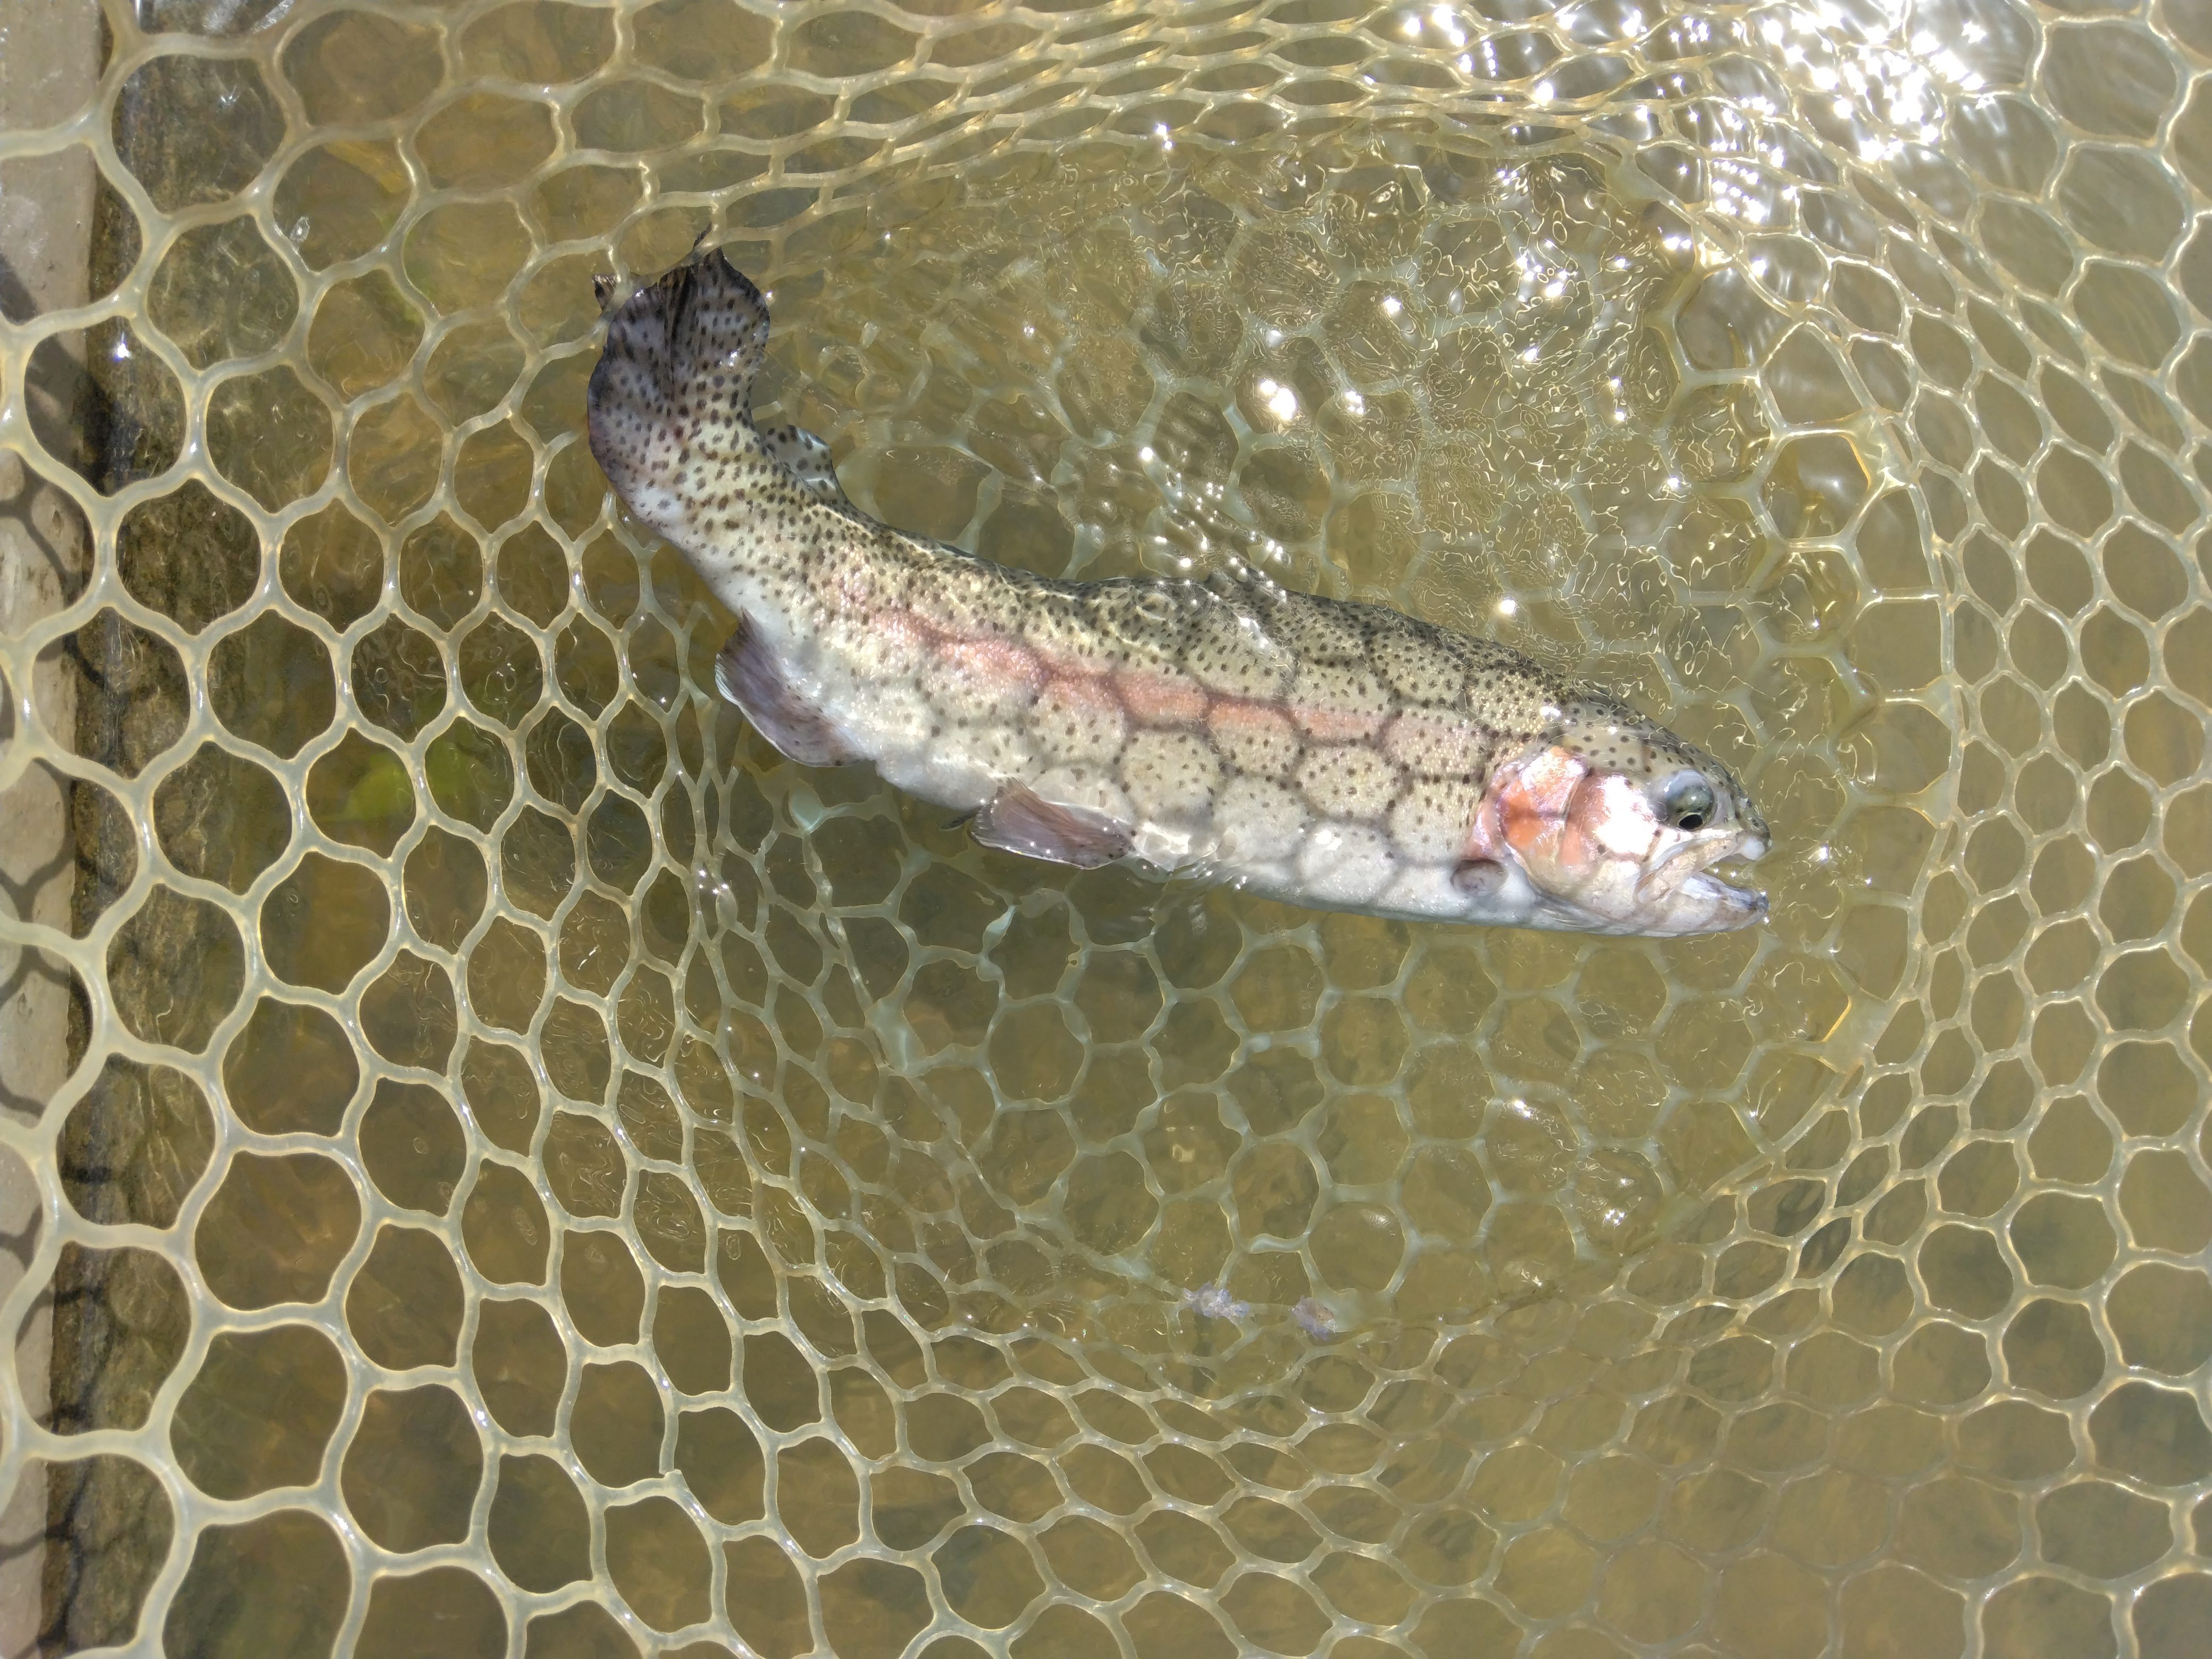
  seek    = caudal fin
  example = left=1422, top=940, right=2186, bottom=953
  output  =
left=586, top=249, right=772, bottom=542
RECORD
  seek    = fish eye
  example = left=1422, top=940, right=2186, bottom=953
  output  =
left=1662, top=773, right=1716, bottom=832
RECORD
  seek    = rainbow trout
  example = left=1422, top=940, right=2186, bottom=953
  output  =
left=588, top=251, right=1769, bottom=935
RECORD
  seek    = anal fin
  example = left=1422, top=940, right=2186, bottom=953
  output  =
left=972, top=785, right=1133, bottom=869
left=714, top=617, right=866, bottom=767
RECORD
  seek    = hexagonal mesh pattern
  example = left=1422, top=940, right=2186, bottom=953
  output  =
left=2, top=0, right=2207, bottom=1655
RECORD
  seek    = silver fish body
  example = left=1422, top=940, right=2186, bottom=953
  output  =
left=588, top=252, right=1769, bottom=935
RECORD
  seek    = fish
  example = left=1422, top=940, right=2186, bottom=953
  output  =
left=586, top=249, right=1769, bottom=936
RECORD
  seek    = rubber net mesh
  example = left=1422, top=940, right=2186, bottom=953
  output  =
left=0, top=0, right=2207, bottom=1655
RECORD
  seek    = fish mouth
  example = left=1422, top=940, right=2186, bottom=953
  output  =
left=1633, top=833, right=1769, bottom=933
left=1679, top=867, right=1769, bottom=920
left=1505, top=833, right=1768, bottom=936
left=1635, top=829, right=1737, bottom=898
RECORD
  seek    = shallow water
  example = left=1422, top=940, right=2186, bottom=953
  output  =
left=1, top=1, right=2207, bottom=1655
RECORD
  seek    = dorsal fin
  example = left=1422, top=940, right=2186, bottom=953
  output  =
left=757, top=423, right=851, bottom=509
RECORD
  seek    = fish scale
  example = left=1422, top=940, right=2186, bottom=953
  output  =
left=589, top=250, right=1771, bottom=935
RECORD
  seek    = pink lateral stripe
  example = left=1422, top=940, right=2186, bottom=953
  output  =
left=892, top=609, right=1494, bottom=763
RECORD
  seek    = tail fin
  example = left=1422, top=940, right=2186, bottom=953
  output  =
left=587, top=249, right=772, bottom=543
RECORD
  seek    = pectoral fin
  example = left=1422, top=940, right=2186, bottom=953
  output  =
left=714, top=617, right=866, bottom=767
left=971, top=785, right=1133, bottom=869
left=1452, top=857, right=1506, bottom=896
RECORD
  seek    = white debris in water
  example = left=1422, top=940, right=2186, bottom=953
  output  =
left=1183, top=1283, right=1251, bottom=1322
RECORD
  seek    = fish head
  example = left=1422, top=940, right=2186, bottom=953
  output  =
left=1470, top=697, right=1769, bottom=935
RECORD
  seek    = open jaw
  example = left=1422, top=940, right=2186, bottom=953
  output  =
left=1625, top=837, right=1769, bottom=933
left=1637, top=828, right=1755, bottom=901
left=1667, top=862, right=1770, bottom=924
